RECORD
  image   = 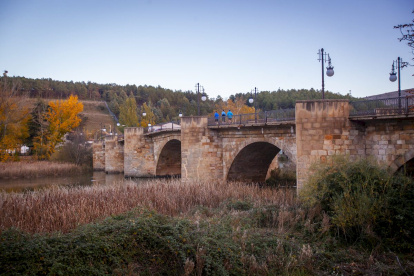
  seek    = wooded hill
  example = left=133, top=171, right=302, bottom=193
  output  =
left=9, top=76, right=356, bottom=123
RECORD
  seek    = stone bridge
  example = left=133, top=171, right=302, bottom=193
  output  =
left=93, top=99, right=414, bottom=190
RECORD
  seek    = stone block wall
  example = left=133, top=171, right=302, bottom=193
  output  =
left=219, top=125, right=296, bottom=182
left=181, top=117, right=223, bottom=183
left=295, top=100, right=365, bottom=190
left=105, top=136, right=124, bottom=174
left=93, top=141, right=105, bottom=171
left=124, top=127, right=155, bottom=177
left=364, top=119, right=414, bottom=171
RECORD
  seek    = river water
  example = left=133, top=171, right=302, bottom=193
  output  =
left=0, top=171, right=148, bottom=193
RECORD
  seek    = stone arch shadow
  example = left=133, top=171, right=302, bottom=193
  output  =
left=155, top=138, right=181, bottom=177
left=226, top=139, right=296, bottom=183
left=389, top=149, right=414, bottom=178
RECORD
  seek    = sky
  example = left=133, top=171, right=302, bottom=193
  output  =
left=1, top=0, right=413, bottom=99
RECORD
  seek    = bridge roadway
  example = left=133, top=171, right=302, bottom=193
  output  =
left=93, top=99, right=414, bottom=190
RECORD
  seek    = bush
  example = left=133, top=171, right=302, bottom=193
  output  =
left=51, top=132, right=92, bottom=167
left=299, top=156, right=414, bottom=252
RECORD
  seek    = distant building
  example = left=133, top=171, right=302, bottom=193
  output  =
left=364, top=88, right=414, bottom=100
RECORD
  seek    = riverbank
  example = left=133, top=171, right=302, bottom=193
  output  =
left=1, top=179, right=413, bottom=275
left=0, top=161, right=87, bottom=179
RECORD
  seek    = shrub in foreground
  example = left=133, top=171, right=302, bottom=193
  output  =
left=300, top=156, right=414, bottom=252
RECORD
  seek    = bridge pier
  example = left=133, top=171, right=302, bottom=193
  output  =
left=295, top=100, right=365, bottom=189
left=104, top=136, right=124, bottom=174
left=92, top=141, right=105, bottom=171
left=181, top=116, right=224, bottom=183
left=124, top=127, right=156, bottom=177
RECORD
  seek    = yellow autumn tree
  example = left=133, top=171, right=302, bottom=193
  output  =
left=0, top=74, right=31, bottom=161
left=213, top=97, right=255, bottom=116
left=33, top=95, right=83, bottom=160
left=140, top=102, right=156, bottom=127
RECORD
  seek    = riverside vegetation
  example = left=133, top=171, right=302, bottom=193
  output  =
left=1, top=158, right=413, bottom=275
left=0, top=161, right=85, bottom=179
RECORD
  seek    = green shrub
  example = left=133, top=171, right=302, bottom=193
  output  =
left=265, top=168, right=296, bottom=187
left=299, top=156, right=414, bottom=251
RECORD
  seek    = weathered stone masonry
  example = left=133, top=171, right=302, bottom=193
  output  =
left=94, top=100, right=414, bottom=190
left=104, top=136, right=124, bottom=174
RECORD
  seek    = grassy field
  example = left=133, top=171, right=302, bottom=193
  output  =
left=78, top=100, right=120, bottom=139
left=1, top=179, right=413, bottom=275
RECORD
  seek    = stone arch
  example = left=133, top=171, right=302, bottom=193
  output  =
left=227, top=141, right=282, bottom=182
left=155, top=139, right=181, bottom=177
left=389, top=149, right=414, bottom=178
left=224, top=137, right=296, bottom=181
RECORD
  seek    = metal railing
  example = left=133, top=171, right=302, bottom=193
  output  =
left=144, top=121, right=181, bottom=134
left=207, top=108, right=295, bottom=126
left=349, top=96, right=414, bottom=117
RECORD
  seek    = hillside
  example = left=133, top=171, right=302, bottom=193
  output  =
left=28, top=98, right=118, bottom=140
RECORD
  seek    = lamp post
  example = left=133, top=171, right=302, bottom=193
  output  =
left=317, top=48, right=334, bottom=99
left=249, top=87, right=258, bottom=123
left=196, top=83, right=207, bottom=116
left=139, top=109, right=147, bottom=127
left=389, top=57, right=403, bottom=109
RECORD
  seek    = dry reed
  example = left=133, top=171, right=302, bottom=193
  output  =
left=0, top=161, right=83, bottom=179
left=0, top=179, right=297, bottom=233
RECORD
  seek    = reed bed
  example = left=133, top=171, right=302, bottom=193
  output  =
left=0, top=179, right=297, bottom=233
left=0, top=161, right=83, bottom=179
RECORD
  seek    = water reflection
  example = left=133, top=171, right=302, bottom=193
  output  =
left=0, top=171, right=149, bottom=193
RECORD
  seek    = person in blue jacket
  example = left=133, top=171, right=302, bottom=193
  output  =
left=227, top=109, right=233, bottom=123
left=221, top=110, right=226, bottom=122
left=214, top=111, right=219, bottom=124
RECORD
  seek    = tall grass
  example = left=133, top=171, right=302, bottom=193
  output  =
left=0, top=179, right=297, bottom=233
left=0, top=161, right=83, bottom=179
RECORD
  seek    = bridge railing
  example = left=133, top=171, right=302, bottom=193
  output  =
left=207, top=108, right=295, bottom=126
left=349, top=96, right=414, bottom=117
left=144, top=121, right=181, bottom=134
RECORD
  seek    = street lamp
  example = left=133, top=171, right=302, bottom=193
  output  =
left=389, top=57, right=404, bottom=108
left=317, top=48, right=335, bottom=99
left=178, top=110, right=183, bottom=117
left=195, top=83, right=207, bottom=116
left=249, top=87, right=258, bottom=123
left=139, top=110, right=147, bottom=127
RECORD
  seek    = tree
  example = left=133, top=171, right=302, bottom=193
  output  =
left=140, top=102, right=156, bottom=127
left=27, top=99, right=48, bottom=148
left=213, top=96, right=255, bottom=117
left=33, top=95, right=83, bottom=160
left=119, top=96, right=139, bottom=127
left=0, top=73, right=31, bottom=161
left=394, top=10, right=414, bottom=63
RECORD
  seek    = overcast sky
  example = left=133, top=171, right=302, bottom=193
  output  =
left=1, top=0, right=413, bottom=99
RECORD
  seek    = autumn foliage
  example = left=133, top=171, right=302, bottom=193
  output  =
left=33, top=95, right=83, bottom=160
left=0, top=76, right=31, bottom=161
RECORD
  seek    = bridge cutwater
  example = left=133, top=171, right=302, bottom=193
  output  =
left=93, top=98, right=414, bottom=190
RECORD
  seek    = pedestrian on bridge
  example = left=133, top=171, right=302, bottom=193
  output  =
left=227, top=109, right=233, bottom=123
left=214, top=111, right=219, bottom=124
left=221, top=110, right=226, bottom=122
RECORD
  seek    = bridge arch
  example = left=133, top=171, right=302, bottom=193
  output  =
left=226, top=139, right=295, bottom=182
left=155, top=138, right=181, bottom=177
left=390, top=149, right=414, bottom=178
